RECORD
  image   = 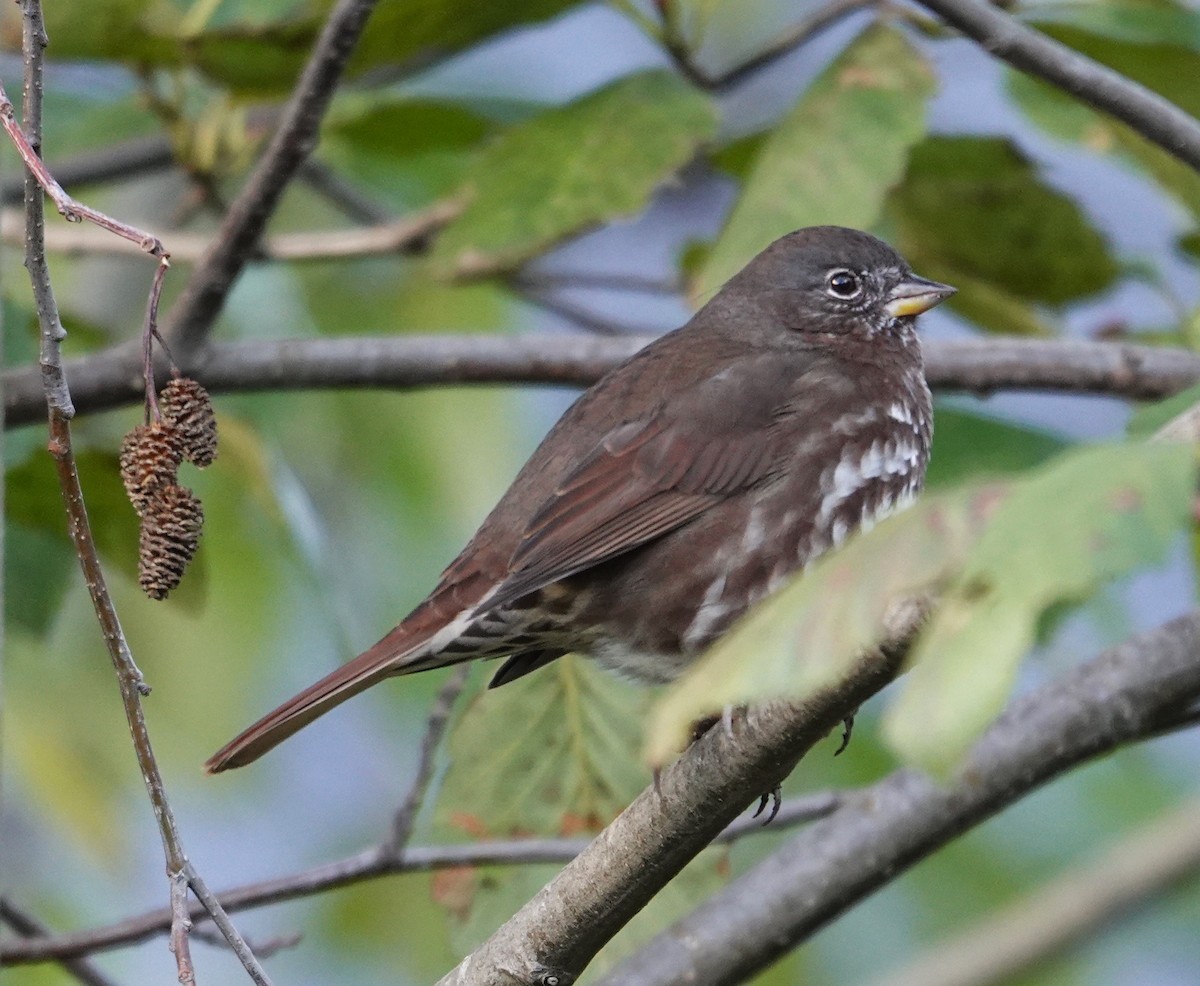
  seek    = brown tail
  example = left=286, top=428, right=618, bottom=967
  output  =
left=204, top=621, right=455, bottom=774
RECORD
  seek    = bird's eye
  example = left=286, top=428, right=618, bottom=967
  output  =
left=826, top=270, right=863, bottom=299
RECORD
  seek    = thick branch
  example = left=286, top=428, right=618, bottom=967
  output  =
left=434, top=623, right=920, bottom=985
left=5, top=335, right=1198, bottom=429
left=594, top=611, right=1200, bottom=986
left=916, top=0, right=1200, bottom=171
left=162, top=0, right=381, bottom=354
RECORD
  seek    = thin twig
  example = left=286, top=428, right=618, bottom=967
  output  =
left=870, top=797, right=1200, bottom=986
left=0, top=83, right=166, bottom=260
left=0, top=793, right=837, bottom=966
left=15, top=2, right=271, bottom=983
left=7, top=334, right=1199, bottom=429
left=297, top=158, right=395, bottom=225
left=0, top=899, right=117, bottom=986
left=513, top=284, right=664, bottom=336
left=665, top=0, right=875, bottom=91
left=0, top=199, right=460, bottom=262
left=190, top=928, right=304, bottom=960
left=389, top=666, right=471, bottom=852
left=513, top=270, right=683, bottom=295
left=916, top=0, right=1200, bottom=171
left=162, top=0, right=383, bottom=355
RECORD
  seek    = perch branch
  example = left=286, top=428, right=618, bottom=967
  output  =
left=6, top=335, right=1200, bottom=429
left=593, top=611, right=1200, bottom=986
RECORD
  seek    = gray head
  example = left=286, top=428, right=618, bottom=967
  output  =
left=701, top=225, right=955, bottom=342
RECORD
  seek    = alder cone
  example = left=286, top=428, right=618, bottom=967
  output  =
left=159, top=377, right=218, bottom=467
left=119, top=423, right=183, bottom=514
left=138, top=484, right=205, bottom=600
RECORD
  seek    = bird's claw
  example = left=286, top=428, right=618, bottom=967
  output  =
left=752, top=785, right=782, bottom=825
left=834, top=710, right=857, bottom=756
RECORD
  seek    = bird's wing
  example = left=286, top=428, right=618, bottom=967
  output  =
left=486, top=372, right=787, bottom=611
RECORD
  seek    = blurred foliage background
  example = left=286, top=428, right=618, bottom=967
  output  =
left=3, top=0, right=1200, bottom=983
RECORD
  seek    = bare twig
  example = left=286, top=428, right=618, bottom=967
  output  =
left=162, top=0, right=382, bottom=355
left=0, top=199, right=460, bottom=263
left=6, top=334, right=1199, bottom=429
left=190, top=927, right=304, bottom=961
left=663, top=0, right=874, bottom=91
left=388, top=666, right=471, bottom=852
left=14, top=1, right=271, bottom=982
left=0, top=84, right=167, bottom=261
left=870, top=797, right=1200, bottom=986
left=916, top=0, right=1200, bottom=171
left=297, top=158, right=395, bottom=225
left=512, top=284, right=664, bottom=336
left=0, top=900, right=117, bottom=986
left=0, top=793, right=837, bottom=967
left=594, top=611, right=1200, bottom=986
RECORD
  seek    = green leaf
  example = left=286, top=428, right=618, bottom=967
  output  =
left=433, top=659, right=650, bottom=948
left=436, top=657, right=649, bottom=838
left=432, top=657, right=726, bottom=965
left=350, top=0, right=584, bottom=76
left=927, top=406, right=1070, bottom=488
left=885, top=136, right=1120, bottom=322
left=321, top=96, right=492, bottom=205
left=646, top=486, right=991, bottom=763
left=1009, top=72, right=1200, bottom=221
left=1126, top=380, right=1200, bottom=439
left=430, top=71, right=717, bottom=278
left=1027, top=0, right=1200, bottom=117
left=696, top=24, right=934, bottom=296
left=886, top=442, right=1196, bottom=773
left=1024, top=0, right=1200, bottom=51
left=186, top=15, right=323, bottom=96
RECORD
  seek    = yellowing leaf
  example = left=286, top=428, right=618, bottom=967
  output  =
left=886, top=442, right=1196, bottom=772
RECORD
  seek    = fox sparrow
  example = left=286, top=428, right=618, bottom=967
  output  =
left=206, top=226, right=953, bottom=773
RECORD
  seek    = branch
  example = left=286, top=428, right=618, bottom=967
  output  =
left=6, top=334, right=1199, bottom=429
left=162, top=0, right=381, bottom=355
left=0, top=134, right=174, bottom=207
left=389, top=666, right=469, bottom=851
left=593, top=610, right=1200, bottom=986
left=0, top=900, right=116, bottom=986
left=15, top=2, right=270, bottom=982
left=915, top=0, right=1200, bottom=171
left=870, top=796, right=1200, bottom=986
left=0, top=795, right=838, bottom=967
left=433, top=606, right=925, bottom=986
left=0, top=199, right=459, bottom=263
left=664, top=0, right=874, bottom=91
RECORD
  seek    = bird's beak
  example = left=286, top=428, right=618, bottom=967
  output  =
left=885, top=275, right=956, bottom=318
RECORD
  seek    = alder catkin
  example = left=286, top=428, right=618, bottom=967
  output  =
left=138, top=485, right=204, bottom=600
left=159, top=376, right=218, bottom=467
left=119, top=423, right=183, bottom=514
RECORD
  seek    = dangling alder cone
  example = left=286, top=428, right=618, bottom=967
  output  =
left=119, top=423, right=183, bottom=514
left=159, top=376, right=218, bottom=468
left=138, top=484, right=205, bottom=600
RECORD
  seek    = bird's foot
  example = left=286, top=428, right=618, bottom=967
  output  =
left=834, top=708, right=858, bottom=756
left=753, top=785, right=782, bottom=825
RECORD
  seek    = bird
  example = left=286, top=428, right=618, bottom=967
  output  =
left=205, top=226, right=954, bottom=774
